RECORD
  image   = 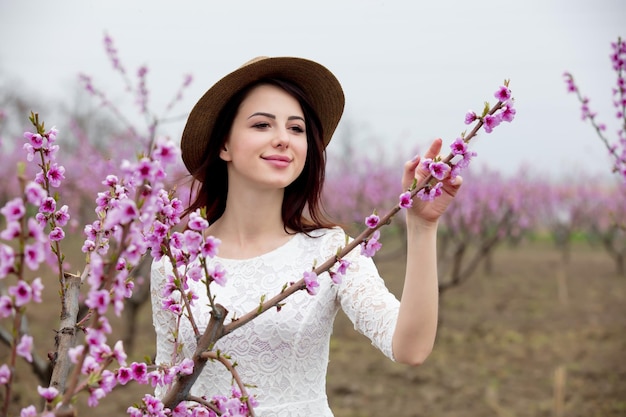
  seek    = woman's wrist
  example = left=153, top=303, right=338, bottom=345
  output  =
left=405, top=215, right=439, bottom=234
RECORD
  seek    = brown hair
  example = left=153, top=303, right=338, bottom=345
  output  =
left=184, top=78, right=336, bottom=233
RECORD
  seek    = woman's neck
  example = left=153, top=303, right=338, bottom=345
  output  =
left=207, top=188, right=294, bottom=259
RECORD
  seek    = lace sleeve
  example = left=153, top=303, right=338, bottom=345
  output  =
left=150, top=257, right=179, bottom=398
left=332, top=232, right=400, bottom=361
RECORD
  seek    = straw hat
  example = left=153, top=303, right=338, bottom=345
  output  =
left=180, top=56, right=345, bottom=178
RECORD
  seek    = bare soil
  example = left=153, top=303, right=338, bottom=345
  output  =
left=2, top=240, right=625, bottom=416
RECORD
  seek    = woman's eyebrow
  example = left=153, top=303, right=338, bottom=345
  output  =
left=248, top=112, right=275, bottom=119
left=248, top=112, right=305, bottom=123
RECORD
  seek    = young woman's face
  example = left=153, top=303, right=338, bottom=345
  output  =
left=220, top=84, right=308, bottom=191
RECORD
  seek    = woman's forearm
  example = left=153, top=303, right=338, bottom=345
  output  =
left=392, top=219, right=440, bottom=366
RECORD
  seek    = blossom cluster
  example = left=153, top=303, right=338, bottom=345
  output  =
left=0, top=122, right=71, bottom=379
left=414, top=84, right=515, bottom=204
left=128, top=385, right=257, bottom=417
left=564, top=37, right=626, bottom=181
left=358, top=83, right=516, bottom=256
left=154, top=207, right=225, bottom=319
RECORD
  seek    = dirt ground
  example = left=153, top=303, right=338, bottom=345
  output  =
left=2, top=239, right=625, bottom=416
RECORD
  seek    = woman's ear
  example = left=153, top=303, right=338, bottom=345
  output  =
left=219, top=143, right=232, bottom=162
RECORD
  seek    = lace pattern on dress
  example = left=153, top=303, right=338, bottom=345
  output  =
left=150, top=227, right=400, bottom=416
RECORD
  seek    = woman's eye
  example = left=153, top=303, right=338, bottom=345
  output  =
left=253, top=122, right=270, bottom=129
left=290, top=125, right=305, bottom=133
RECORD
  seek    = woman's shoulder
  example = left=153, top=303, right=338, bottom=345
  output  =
left=304, top=226, right=348, bottom=240
left=298, top=226, right=352, bottom=255
left=150, top=253, right=174, bottom=278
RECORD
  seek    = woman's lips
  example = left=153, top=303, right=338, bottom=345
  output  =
left=262, top=155, right=292, bottom=168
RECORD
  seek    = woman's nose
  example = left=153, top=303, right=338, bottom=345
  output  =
left=273, top=127, right=290, bottom=148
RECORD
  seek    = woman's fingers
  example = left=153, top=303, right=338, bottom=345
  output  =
left=403, top=138, right=444, bottom=190
left=424, top=138, right=443, bottom=160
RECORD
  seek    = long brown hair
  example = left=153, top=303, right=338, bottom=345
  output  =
left=184, top=78, right=336, bottom=233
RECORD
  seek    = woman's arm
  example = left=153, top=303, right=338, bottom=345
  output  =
left=391, top=138, right=462, bottom=365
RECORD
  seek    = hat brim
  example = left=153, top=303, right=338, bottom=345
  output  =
left=181, top=56, right=345, bottom=179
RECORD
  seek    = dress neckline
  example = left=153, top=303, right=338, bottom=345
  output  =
left=214, top=232, right=302, bottom=262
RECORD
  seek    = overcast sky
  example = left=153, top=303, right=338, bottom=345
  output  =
left=1, top=0, right=624, bottom=181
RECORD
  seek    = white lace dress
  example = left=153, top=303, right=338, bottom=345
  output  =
left=150, top=227, right=400, bottom=417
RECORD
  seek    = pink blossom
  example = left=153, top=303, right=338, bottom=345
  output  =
left=0, top=296, right=12, bottom=318
left=107, top=198, right=139, bottom=227
left=417, top=182, right=444, bottom=201
left=361, top=230, right=382, bottom=257
left=1, top=198, right=26, bottom=222
left=365, top=213, right=380, bottom=228
left=171, top=403, right=190, bottom=417
left=24, top=242, right=46, bottom=270
left=483, top=113, right=501, bottom=133
left=46, top=126, right=58, bottom=143
left=208, top=263, right=227, bottom=286
left=43, top=144, right=59, bottom=160
left=178, top=358, right=194, bottom=375
left=37, top=385, right=59, bottom=402
left=40, top=197, right=56, bottom=214
left=82, top=239, right=96, bottom=253
left=31, top=278, right=44, bottom=303
left=188, top=211, right=209, bottom=231
left=27, top=218, right=46, bottom=242
left=337, top=259, right=350, bottom=275
left=144, top=394, right=166, bottom=415
left=0, top=244, right=15, bottom=277
left=330, top=259, right=351, bottom=285
left=429, top=161, right=451, bottom=181
left=25, top=182, right=47, bottom=205
left=23, top=143, right=35, bottom=161
left=563, top=72, right=577, bottom=92
left=154, top=139, right=179, bottom=165
left=0, top=221, right=21, bottom=240
left=0, top=363, right=11, bottom=384
left=16, top=334, right=33, bottom=362
left=103, top=174, right=119, bottom=187
left=117, top=367, right=133, bottom=385
left=35, top=212, right=47, bottom=226
left=68, top=345, right=85, bottom=363
left=201, top=236, right=221, bottom=258
left=494, top=86, right=512, bottom=102
left=9, top=281, right=32, bottom=307
left=450, top=138, right=468, bottom=155
left=399, top=191, right=413, bottom=209
left=88, top=387, right=106, bottom=407
left=191, top=406, right=211, bottom=417
left=135, top=158, right=155, bottom=181
left=47, top=163, right=65, bottom=187
left=49, top=226, right=65, bottom=241
left=500, top=101, right=516, bottom=122
left=24, top=131, right=43, bottom=149
left=113, top=340, right=127, bottom=366
left=170, top=232, right=184, bottom=249
left=100, top=369, right=117, bottom=393
left=131, top=362, right=148, bottom=383
left=85, top=327, right=106, bottom=347
left=147, top=370, right=162, bottom=387
left=163, top=298, right=183, bottom=314
left=303, top=270, right=319, bottom=295
left=19, top=405, right=37, bottom=417
left=55, top=205, right=70, bottom=227
left=464, top=110, right=477, bottom=125
left=188, top=265, right=203, bottom=282
left=34, top=171, right=45, bottom=186
left=420, top=157, right=433, bottom=172
left=85, top=289, right=110, bottom=315
left=183, top=230, right=203, bottom=253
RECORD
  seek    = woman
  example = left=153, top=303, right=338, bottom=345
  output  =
left=151, top=56, right=461, bottom=416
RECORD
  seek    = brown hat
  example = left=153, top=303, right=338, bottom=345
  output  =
left=180, top=56, right=345, bottom=178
